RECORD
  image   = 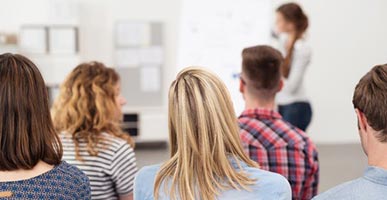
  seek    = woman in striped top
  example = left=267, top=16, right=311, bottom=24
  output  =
left=52, top=62, right=137, bottom=200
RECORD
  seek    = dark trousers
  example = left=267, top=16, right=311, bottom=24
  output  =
left=278, top=102, right=312, bottom=131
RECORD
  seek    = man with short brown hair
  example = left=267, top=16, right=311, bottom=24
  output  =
left=314, top=64, right=387, bottom=200
left=238, top=45, right=319, bottom=200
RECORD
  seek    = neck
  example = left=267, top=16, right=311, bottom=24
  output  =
left=244, top=95, right=275, bottom=110
left=0, top=160, right=54, bottom=182
left=367, top=137, right=387, bottom=170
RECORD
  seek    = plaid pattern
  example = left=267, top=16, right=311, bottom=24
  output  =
left=239, top=108, right=319, bottom=200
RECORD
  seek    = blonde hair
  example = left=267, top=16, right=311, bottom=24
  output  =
left=51, top=62, right=134, bottom=160
left=154, top=67, right=259, bottom=200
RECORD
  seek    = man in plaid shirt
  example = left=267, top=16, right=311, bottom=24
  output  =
left=238, top=45, right=319, bottom=200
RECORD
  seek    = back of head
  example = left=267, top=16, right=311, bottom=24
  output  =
left=353, top=64, right=387, bottom=142
left=52, top=61, right=133, bottom=160
left=155, top=67, right=258, bottom=200
left=0, top=53, right=62, bottom=170
left=242, top=45, right=283, bottom=100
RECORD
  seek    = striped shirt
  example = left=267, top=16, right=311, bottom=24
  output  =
left=60, top=132, right=137, bottom=200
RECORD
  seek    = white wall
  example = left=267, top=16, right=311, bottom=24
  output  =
left=0, top=0, right=81, bottom=85
left=1, top=0, right=387, bottom=143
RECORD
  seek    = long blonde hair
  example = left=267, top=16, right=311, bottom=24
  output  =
left=51, top=62, right=134, bottom=160
left=154, top=67, right=259, bottom=200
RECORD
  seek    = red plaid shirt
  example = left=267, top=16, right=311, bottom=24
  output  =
left=238, top=108, right=319, bottom=200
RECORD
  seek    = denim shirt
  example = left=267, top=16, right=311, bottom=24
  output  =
left=134, top=158, right=292, bottom=200
left=313, top=166, right=387, bottom=200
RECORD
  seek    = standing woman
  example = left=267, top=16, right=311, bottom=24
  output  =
left=0, top=53, right=91, bottom=199
left=134, top=67, right=291, bottom=200
left=52, top=62, right=137, bottom=200
left=275, top=3, right=312, bottom=131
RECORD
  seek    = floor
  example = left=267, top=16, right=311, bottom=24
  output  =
left=134, top=143, right=368, bottom=194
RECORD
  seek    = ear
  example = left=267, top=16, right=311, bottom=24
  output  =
left=239, top=79, right=245, bottom=93
left=355, top=109, right=368, bottom=132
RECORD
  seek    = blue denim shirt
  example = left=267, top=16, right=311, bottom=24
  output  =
left=134, top=158, right=292, bottom=200
left=313, top=166, right=387, bottom=200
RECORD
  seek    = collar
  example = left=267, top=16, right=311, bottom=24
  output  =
left=239, top=108, right=282, bottom=120
left=228, top=156, right=248, bottom=170
left=363, top=166, right=387, bottom=186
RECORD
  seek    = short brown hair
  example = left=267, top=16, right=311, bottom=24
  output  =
left=353, top=64, right=387, bottom=142
left=242, top=45, right=283, bottom=98
left=0, top=53, right=62, bottom=170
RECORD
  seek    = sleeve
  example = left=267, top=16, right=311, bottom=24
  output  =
left=284, top=43, right=312, bottom=94
left=109, top=143, right=138, bottom=196
left=301, top=144, right=320, bottom=199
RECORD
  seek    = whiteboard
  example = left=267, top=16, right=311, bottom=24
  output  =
left=177, top=0, right=272, bottom=114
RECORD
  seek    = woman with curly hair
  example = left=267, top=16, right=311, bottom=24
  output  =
left=52, top=62, right=137, bottom=200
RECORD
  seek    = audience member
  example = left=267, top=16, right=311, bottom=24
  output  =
left=313, top=64, right=387, bottom=200
left=275, top=3, right=312, bottom=131
left=134, top=67, right=292, bottom=200
left=0, top=53, right=91, bottom=199
left=238, top=46, right=319, bottom=199
left=52, top=62, right=137, bottom=200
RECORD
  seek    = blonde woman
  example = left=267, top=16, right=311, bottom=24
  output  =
left=52, top=62, right=137, bottom=200
left=134, top=67, right=291, bottom=200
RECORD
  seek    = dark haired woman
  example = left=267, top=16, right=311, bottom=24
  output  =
left=0, top=53, right=91, bottom=199
left=275, top=3, right=313, bottom=131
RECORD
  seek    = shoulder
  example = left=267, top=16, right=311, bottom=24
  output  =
left=99, top=133, right=134, bottom=154
left=245, top=166, right=292, bottom=197
left=239, top=117, right=297, bottom=149
left=100, top=133, right=129, bottom=146
left=55, top=161, right=91, bottom=198
left=247, top=167, right=291, bottom=188
left=56, top=161, right=90, bottom=185
left=56, top=161, right=91, bottom=199
left=294, top=38, right=312, bottom=56
left=313, top=179, right=362, bottom=200
left=276, top=119, right=316, bottom=148
left=134, top=164, right=161, bottom=199
left=135, top=164, right=161, bottom=183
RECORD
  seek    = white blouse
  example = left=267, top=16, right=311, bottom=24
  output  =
left=275, top=34, right=312, bottom=105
